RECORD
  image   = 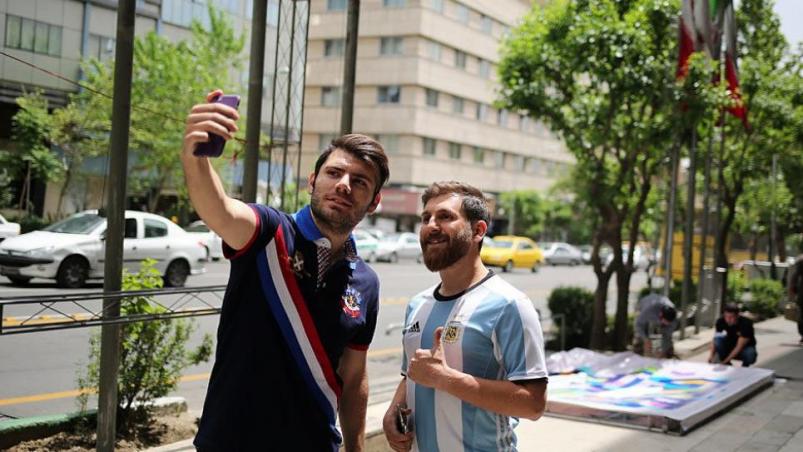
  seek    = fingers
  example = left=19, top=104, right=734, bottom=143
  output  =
left=206, top=89, right=223, bottom=102
left=431, top=327, right=444, bottom=354
left=187, top=112, right=239, bottom=136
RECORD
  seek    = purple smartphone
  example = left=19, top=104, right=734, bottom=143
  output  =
left=193, top=94, right=241, bottom=157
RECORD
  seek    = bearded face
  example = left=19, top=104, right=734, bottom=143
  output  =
left=420, top=223, right=473, bottom=271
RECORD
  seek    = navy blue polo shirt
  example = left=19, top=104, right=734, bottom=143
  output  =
left=194, top=204, right=380, bottom=451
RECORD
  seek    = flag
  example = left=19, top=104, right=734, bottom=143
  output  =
left=678, top=0, right=717, bottom=78
left=722, top=2, right=748, bottom=128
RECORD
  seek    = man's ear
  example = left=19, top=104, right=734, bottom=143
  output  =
left=474, top=220, right=488, bottom=242
left=307, top=172, right=316, bottom=194
left=367, top=192, right=381, bottom=214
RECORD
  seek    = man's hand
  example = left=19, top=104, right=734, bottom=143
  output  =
left=382, top=404, right=413, bottom=452
left=182, top=89, right=239, bottom=159
left=407, top=327, right=451, bottom=390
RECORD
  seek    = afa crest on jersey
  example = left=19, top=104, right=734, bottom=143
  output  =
left=341, top=285, right=362, bottom=318
left=443, top=321, right=462, bottom=344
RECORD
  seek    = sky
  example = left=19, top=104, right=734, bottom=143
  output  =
left=772, top=0, right=803, bottom=48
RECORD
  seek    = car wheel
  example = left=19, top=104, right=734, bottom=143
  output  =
left=389, top=252, right=398, bottom=263
left=8, top=275, right=32, bottom=286
left=203, top=246, right=211, bottom=262
left=57, top=256, right=88, bottom=289
left=503, top=260, right=513, bottom=273
left=365, top=252, right=375, bottom=263
left=164, top=259, right=190, bottom=287
left=531, top=262, right=539, bottom=273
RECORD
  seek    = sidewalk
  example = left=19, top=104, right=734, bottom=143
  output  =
left=147, top=316, right=803, bottom=452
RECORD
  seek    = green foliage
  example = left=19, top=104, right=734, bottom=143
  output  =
left=745, top=278, right=784, bottom=319
left=77, top=259, right=213, bottom=430
left=728, top=270, right=748, bottom=303
left=499, top=190, right=545, bottom=237
left=10, top=214, right=51, bottom=233
left=547, top=286, right=594, bottom=349
left=606, top=313, right=634, bottom=349
left=78, top=4, right=246, bottom=212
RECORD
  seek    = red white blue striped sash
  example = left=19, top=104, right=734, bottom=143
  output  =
left=256, top=226, right=342, bottom=438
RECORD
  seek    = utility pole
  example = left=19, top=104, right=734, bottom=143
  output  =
left=769, top=154, right=778, bottom=280
left=663, top=142, right=681, bottom=297
left=680, top=129, right=698, bottom=339
left=243, top=0, right=268, bottom=203
left=340, top=0, right=360, bottom=135
left=97, top=0, right=135, bottom=450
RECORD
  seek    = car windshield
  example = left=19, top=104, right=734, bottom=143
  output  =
left=493, top=240, right=514, bottom=249
left=43, top=213, right=104, bottom=235
left=185, top=223, right=209, bottom=233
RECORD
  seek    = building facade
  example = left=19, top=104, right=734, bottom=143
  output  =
left=302, top=0, right=572, bottom=231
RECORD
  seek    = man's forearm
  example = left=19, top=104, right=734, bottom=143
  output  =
left=439, top=369, right=546, bottom=420
left=339, top=370, right=369, bottom=452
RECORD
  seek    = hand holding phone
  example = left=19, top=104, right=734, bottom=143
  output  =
left=193, top=94, right=241, bottom=157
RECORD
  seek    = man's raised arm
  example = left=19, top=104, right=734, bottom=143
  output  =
left=181, top=90, right=256, bottom=250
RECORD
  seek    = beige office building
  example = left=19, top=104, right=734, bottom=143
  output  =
left=302, top=0, right=572, bottom=231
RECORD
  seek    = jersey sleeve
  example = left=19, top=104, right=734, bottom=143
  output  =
left=493, top=297, right=548, bottom=381
left=223, top=204, right=281, bottom=260
left=347, top=271, right=380, bottom=350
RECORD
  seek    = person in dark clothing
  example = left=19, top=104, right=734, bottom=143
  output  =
left=708, top=304, right=758, bottom=367
left=787, top=253, right=803, bottom=344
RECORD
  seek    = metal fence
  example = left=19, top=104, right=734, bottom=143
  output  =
left=0, top=285, right=226, bottom=335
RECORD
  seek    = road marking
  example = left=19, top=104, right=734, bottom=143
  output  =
left=2, top=313, right=94, bottom=327
left=0, top=347, right=404, bottom=407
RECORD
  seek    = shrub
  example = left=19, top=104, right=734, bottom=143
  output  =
left=745, top=278, right=784, bottom=320
left=728, top=270, right=747, bottom=303
left=606, top=313, right=634, bottom=349
left=547, top=286, right=594, bottom=350
left=78, top=259, right=213, bottom=431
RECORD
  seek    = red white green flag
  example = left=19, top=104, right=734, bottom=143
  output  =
left=722, top=2, right=748, bottom=128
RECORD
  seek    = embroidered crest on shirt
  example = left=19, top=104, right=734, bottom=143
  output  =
left=443, top=321, right=462, bottom=344
left=341, top=285, right=362, bottom=318
left=290, top=249, right=309, bottom=278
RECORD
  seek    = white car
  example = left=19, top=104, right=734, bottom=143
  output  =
left=185, top=220, right=224, bottom=261
left=542, top=242, right=583, bottom=266
left=0, top=210, right=206, bottom=288
left=376, top=232, right=422, bottom=263
left=0, top=214, right=21, bottom=243
left=352, top=229, right=379, bottom=262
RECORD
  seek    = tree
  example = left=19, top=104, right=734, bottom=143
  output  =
left=714, top=0, right=800, bottom=294
left=499, top=190, right=546, bottom=237
left=498, top=0, right=713, bottom=349
left=79, top=5, right=245, bottom=212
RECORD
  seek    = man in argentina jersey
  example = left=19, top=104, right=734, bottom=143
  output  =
left=383, top=181, right=548, bottom=452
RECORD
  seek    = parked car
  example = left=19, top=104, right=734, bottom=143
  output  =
left=376, top=232, right=422, bottom=263
left=185, top=220, right=223, bottom=261
left=0, top=214, right=21, bottom=243
left=0, top=210, right=206, bottom=288
left=578, top=244, right=612, bottom=265
left=353, top=229, right=379, bottom=262
left=542, top=242, right=584, bottom=266
left=481, top=235, right=543, bottom=272
left=604, top=243, right=653, bottom=270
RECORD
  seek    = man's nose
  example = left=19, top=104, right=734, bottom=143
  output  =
left=335, top=174, right=352, bottom=194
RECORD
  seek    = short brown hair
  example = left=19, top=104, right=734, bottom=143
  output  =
left=421, top=181, right=491, bottom=226
left=316, top=134, right=390, bottom=196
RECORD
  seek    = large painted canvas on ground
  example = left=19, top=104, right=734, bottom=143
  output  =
left=545, top=349, right=774, bottom=434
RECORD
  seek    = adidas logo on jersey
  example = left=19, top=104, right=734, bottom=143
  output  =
left=405, top=321, right=420, bottom=334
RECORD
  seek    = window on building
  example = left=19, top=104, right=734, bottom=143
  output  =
left=473, top=147, right=484, bottom=164
left=319, top=133, right=337, bottom=150
left=454, top=50, right=466, bottom=69
left=519, top=115, right=529, bottom=132
left=448, top=142, right=461, bottom=160
left=494, top=151, right=505, bottom=168
left=511, top=155, right=525, bottom=172
left=378, top=85, right=401, bottom=104
left=475, top=103, right=487, bottom=121
left=528, top=158, right=541, bottom=174
left=480, top=14, right=493, bottom=34
left=427, top=40, right=442, bottom=62
left=4, top=15, right=62, bottom=56
left=425, top=88, right=439, bottom=107
left=422, top=137, right=437, bottom=156
left=380, top=36, right=403, bottom=56
left=452, top=96, right=464, bottom=114
left=327, top=0, right=347, bottom=11
left=497, top=109, right=508, bottom=127
left=383, top=0, right=406, bottom=6
left=478, top=59, right=491, bottom=78
left=321, top=86, right=341, bottom=107
left=88, top=34, right=115, bottom=62
left=376, top=134, right=399, bottom=153
left=431, top=0, right=444, bottom=13
left=324, top=39, right=345, bottom=57
left=455, top=4, right=469, bottom=24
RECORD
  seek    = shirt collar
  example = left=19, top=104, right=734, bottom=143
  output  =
left=294, top=205, right=358, bottom=261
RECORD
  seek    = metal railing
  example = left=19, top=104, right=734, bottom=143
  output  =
left=0, top=285, right=226, bottom=335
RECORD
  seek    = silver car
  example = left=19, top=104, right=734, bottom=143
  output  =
left=376, top=232, right=422, bottom=263
left=542, top=242, right=584, bottom=266
left=0, top=210, right=206, bottom=288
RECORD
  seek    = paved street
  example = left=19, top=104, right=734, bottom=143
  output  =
left=0, top=260, right=647, bottom=421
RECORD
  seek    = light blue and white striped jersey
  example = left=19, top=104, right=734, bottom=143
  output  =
left=401, top=272, right=548, bottom=452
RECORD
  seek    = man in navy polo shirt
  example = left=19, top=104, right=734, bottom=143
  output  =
left=181, top=90, right=389, bottom=451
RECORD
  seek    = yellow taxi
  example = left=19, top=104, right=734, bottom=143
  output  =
left=481, top=235, right=544, bottom=273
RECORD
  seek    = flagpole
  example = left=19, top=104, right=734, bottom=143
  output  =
left=680, top=125, right=697, bottom=340
left=696, top=113, right=717, bottom=332
left=662, top=140, right=681, bottom=298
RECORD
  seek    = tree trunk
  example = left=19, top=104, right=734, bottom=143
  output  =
left=777, top=228, right=787, bottom=262
left=749, top=231, right=759, bottom=261
left=614, top=266, right=632, bottom=351
left=56, top=166, right=74, bottom=219
left=590, top=273, right=612, bottom=350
